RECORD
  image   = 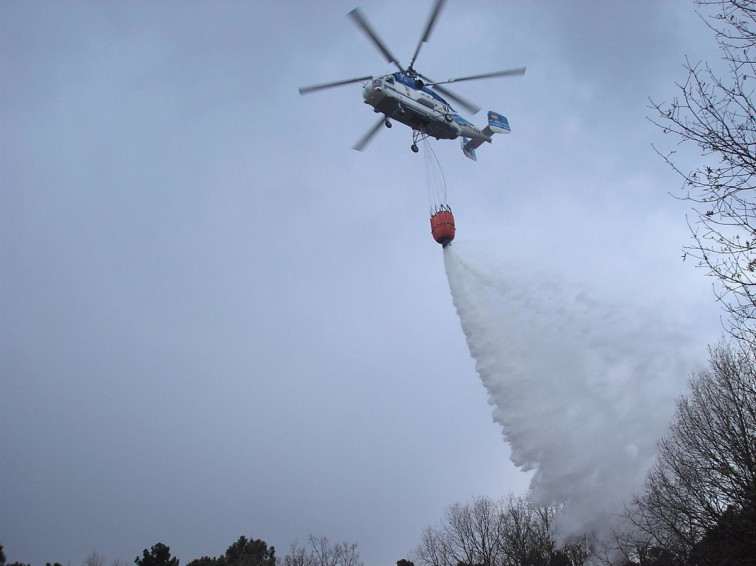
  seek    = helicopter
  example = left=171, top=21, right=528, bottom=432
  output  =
left=298, top=0, right=525, bottom=161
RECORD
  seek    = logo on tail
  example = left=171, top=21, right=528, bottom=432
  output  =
left=487, top=111, right=511, bottom=134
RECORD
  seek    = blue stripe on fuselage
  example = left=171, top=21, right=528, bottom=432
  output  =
left=392, top=72, right=451, bottom=107
left=452, top=114, right=471, bottom=127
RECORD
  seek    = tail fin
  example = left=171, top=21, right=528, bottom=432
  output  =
left=486, top=111, right=511, bottom=134
left=461, top=137, right=477, bottom=161
left=460, top=111, right=510, bottom=161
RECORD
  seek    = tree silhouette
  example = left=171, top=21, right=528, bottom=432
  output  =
left=622, top=340, right=756, bottom=562
left=135, top=543, right=179, bottom=566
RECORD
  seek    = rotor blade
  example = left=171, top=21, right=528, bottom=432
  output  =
left=348, top=8, right=403, bottom=71
left=353, top=116, right=385, bottom=151
left=418, top=72, right=481, bottom=114
left=299, top=75, right=372, bottom=95
left=431, top=83, right=480, bottom=114
left=408, top=0, right=446, bottom=70
left=429, top=67, right=527, bottom=86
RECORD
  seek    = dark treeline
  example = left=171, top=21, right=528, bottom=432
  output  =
left=0, top=505, right=592, bottom=566
left=0, top=537, right=353, bottom=566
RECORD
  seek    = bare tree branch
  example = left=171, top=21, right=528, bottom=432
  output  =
left=650, top=0, right=756, bottom=341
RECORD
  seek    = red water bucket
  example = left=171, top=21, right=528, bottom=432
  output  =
left=430, top=208, right=455, bottom=247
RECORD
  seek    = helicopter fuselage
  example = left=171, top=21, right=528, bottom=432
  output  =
left=362, top=72, right=491, bottom=143
left=298, top=1, right=524, bottom=155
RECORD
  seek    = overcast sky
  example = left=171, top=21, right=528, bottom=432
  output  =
left=1, top=2, right=727, bottom=565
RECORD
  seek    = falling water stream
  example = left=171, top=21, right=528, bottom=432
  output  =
left=442, top=241, right=706, bottom=538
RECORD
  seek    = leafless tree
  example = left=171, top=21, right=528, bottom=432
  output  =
left=499, top=496, right=558, bottom=565
left=415, top=496, right=507, bottom=566
left=283, top=542, right=314, bottom=566
left=83, top=552, right=106, bottom=566
left=414, top=495, right=591, bottom=566
left=622, top=339, right=756, bottom=563
left=283, top=536, right=362, bottom=566
left=650, top=0, right=756, bottom=340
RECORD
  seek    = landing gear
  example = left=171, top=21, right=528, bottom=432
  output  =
left=411, top=129, right=428, bottom=154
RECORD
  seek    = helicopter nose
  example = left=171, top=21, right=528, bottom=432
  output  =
left=362, top=80, right=380, bottom=102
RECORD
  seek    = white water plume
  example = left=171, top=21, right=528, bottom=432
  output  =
left=443, top=241, right=709, bottom=538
